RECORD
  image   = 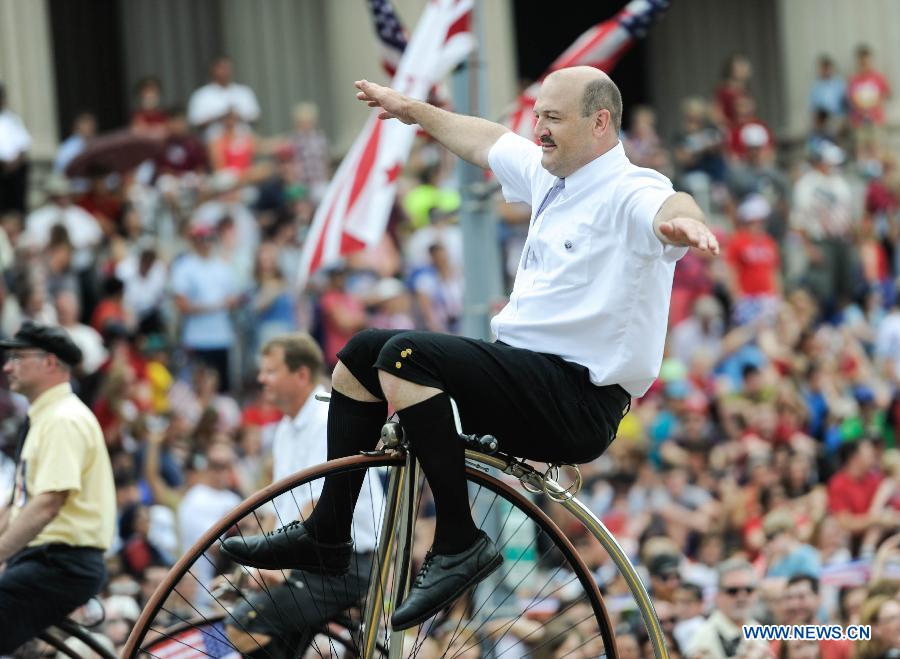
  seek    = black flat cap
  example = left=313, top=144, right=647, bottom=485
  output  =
left=0, top=321, right=83, bottom=366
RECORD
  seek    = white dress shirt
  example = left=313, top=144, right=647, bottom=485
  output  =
left=488, top=133, right=685, bottom=397
left=177, top=482, right=243, bottom=611
left=0, top=110, right=31, bottom=162
left=187, top=82, right=260, bottom=127
left=116, top=255, right=168, bottom=320
left=23, top=203, right=103, bottom=270
left=271, top=385, right=383, bottom=552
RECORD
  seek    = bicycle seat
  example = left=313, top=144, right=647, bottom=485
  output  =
left=379, top=419, right=498, bottom=455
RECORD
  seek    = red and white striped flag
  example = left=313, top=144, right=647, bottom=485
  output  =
left=298, top=0, right=475, bottom=285
left=506, top=0, right=671, bottom=139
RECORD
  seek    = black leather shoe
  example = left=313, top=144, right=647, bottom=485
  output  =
left=220, top=521, right=352, bottom=575
left=391, top=530, right=503, bottom=630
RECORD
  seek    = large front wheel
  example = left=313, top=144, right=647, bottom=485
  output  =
left=124, top=453, right=616, bottom=658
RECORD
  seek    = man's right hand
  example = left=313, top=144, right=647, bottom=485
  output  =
left=355, top=77, right=507, bottom=169
left=355, top=80, right=416, bottom=124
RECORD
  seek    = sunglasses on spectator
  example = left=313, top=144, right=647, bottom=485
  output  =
left=655, top=571, right=680, bottom=582
left=209, top=461, right=233, bottom=470
left=723, top=585, right=756, bottom=596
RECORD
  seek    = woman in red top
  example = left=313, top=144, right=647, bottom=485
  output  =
left=209, top=109, right=256, bottom=176
left=318, top=264, right=368, bottom=369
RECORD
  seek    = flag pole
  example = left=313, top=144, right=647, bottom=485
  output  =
left=452, top=0, right=502, bottom=342
left=453, top=0, right=517, bottom=622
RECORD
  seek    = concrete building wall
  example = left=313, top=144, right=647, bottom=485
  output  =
left=20, top=1, right=900, bottom=161
left=775, top=0, right=900, bottom=139
left=645, top=0, right=784, bottom=141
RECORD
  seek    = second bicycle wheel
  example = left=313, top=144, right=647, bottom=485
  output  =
left=124, top=453, right=616, bottom=658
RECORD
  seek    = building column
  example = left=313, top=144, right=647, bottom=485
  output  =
left=0, top=0, right=59, bottom=160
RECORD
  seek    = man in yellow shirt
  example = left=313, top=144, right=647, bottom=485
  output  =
left=0, top=321, right=115, bottom=653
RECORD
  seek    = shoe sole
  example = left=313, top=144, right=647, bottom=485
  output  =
left=390, top=553, right=504, bottom=631
left=219, top=544, right=350, bottom=576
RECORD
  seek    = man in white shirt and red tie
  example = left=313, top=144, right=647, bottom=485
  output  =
left=223, top=65, right=719, bottom=629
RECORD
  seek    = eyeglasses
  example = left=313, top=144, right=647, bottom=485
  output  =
left=3, top=350, right=48, bottom=364
left=659, top=617, right=678, bottom=625
left=723, top=586, right=756, bottom=596
left=209, top=461, right=233, bottom=471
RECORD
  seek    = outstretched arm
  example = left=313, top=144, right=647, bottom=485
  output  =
left=653, top=192, right=720, bottom=255
left=355, top=79, right=508, bottom=169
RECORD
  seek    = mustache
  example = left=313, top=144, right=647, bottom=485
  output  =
left=540, top=137, right=556, bottom=146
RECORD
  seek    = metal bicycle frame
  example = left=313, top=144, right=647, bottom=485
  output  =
left=361, top=450, right=422, bottom=658
left=37, top=619, right=117, bottom=659
left=357, top=448, right=668, bottom=659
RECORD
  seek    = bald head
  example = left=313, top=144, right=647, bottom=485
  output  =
left=545, top=66, right=622, bottom=132
left=533, top=66, right=622, bottom=177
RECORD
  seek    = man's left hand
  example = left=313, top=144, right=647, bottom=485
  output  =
left=657, top=217, right=720, bottom=255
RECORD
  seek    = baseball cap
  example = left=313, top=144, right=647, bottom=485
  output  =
left=370, top=277, right=407, bottom=304
left=740, top=122, right=771, bottom=149
left=188, top=222, right=217, bottom=239
left=648, top=553, right=681, bottom=577
left=0, top=321, right=83, bottom=366
left=810, top=141, right=845, bottom=166
left=737, top=194, right=772, bottom=222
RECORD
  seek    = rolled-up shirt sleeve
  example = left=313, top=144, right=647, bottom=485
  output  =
left=488, top=132, right=542, bottom=204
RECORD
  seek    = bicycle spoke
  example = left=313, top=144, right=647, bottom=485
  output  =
left=243, top=507, right=339, bottom=658
left=155, top=582, right=279, bottom=658
left=450, top=537, right=574, bottom=656
left=494, top=602, right=590, bottom=657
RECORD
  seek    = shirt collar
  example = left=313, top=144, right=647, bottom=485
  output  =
left=562, top=141, right=628, bottom=195
left=28, top=381, right=73, bottom=421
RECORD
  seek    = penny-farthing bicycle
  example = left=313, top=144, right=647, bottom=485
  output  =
left=124, top=400, right=667, bottom=658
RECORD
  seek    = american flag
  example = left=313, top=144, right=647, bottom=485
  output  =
left=368, top=0, right=454, bottom=112
left=297, top=0, right=475, bottom=285
left=147, top=622, right=240, bottom=658
left=819, top=559, right=871, bottom=587
left=367, top=0, right=407, bottom=78
left=506, top=0, right=671, bottom=139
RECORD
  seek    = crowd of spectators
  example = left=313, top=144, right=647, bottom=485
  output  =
left=0, top=41, right=898, bottom=656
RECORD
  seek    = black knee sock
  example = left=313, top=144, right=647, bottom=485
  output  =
left=397, top=393, right=479, bottom=555
left=305, top=389, right=387, bottom=544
